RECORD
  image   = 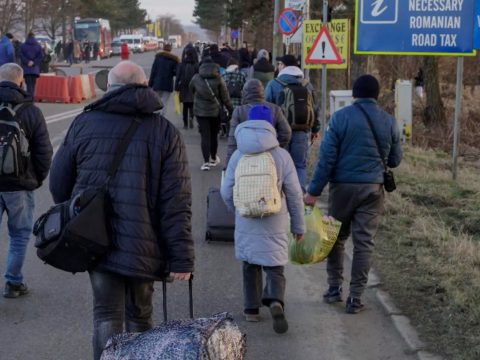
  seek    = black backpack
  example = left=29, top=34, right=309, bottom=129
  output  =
left=0, top=103, right=30, bottom=177
left=276, top=79, right=315, bottom=131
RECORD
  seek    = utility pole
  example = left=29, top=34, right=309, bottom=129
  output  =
left=272, top=0, right=283, bottom=61
left=320, top=0, right=328, bottom=134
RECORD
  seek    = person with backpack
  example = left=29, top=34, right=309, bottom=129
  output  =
left=175, top=47, right=198, bottom=129
left=48, top=61, right=194, bottom=360
left=0, top=63, right=53, bottom=298
left=225, top=79, right=291, bottom=166
left=222, top=58, right=246, bottom=108
left=304, top=75, right=402, bottom=314
left=221, top=104, right=305, bottom=334
left=265, top=54, right=320, bottom=192
left=189, top=57, right=233, bottom=171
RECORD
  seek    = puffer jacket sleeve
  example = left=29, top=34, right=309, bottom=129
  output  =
left=307, top=114, right=340, bottom=196
left=280, top=150, right=305, bottom=235
left=26, top=105, right=53, bottom=186
left=49, top=120, right=77, bottom=203
left=388, top=118, right=402, bottom=168
left=226, top=107, right=242, bottom=166
left=156, top=124, right=194, bottom=273
left=221, top=150, right=240, bottom=212
left=272, top=105, right=291, bottom=148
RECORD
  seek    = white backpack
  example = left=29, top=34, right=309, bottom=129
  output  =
left=233, top=152, right=282, bottom=217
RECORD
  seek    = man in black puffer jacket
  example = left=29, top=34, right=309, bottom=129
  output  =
left=49, top=61, right=194, bottom=360
left=0, top=63, right=52, bottom=299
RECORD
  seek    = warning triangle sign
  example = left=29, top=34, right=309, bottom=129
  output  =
left=305, top=25, right=342, bottom=65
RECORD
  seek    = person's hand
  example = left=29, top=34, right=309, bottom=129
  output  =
left=304, top=193, right=317, bottom=206
left=28, top=60, right=34, bottom=67
left=323, top=215, right=336, bottom=222
left=294, top=234, right=304, bottom=244
left=169, top=272, right=192, bottom=281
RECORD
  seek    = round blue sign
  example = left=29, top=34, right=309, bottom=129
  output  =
left=278, top=8, right=299, bottom=35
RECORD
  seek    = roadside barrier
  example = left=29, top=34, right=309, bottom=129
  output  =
left=34, top=75, right=70, bottom=103
left=88, top=74, right=96, bottom=98
left=80, top=75, right=92, bottom=100
left=68, top=75, right=84, bottom=103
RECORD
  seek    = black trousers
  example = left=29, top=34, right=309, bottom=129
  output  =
left=182, top=102, right=194, bottom=127
left=196, top=116, right=220, bottom=163
left=243, top=262, right=286, bottom=310
left=24, top=75, right=37, bottom=98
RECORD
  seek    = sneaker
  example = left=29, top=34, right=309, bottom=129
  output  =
left=269, top=301, right=288, bottom=334
left=3, top=282, right=29, bottom=298
left=323, top=286, right=343, bottom=304
left=346, top=297, right=365, bottom=314
left=209, top=155, right=220, bottom=167
left=243, top=308, right=261, bottom=322
left=200, top=163, right=210, bottom=171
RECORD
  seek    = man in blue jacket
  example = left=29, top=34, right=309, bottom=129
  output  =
left=304, top=75, right=402, bottom=314
left=0, top=33, right=15, bottom=66
left=265, top=54, right=320, bottom=192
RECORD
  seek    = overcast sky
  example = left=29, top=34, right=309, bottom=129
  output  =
left=139, top=0, right=196, bottom=25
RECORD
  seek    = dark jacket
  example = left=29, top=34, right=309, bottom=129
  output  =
left=148, top=51, right=179, bottom=92
left=238, top=48, right=251, bottom=69
left=226, top=79, right=291, bottom=165
left=175, top=59, right=198, bottom=103
left=49, top=84, right=194, bottom=280
left=189, top=62, right=233, bottom=118
left=20, top=36, right=43, bottom=76
left=0, top=36, right=14, bottom=65
left=251, top=58, right=275, bottom=89
left=0, top=81, right=52, bottom=191
left=307, top=98, right=403, bottom=196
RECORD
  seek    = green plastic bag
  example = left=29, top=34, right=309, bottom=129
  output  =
left=289, top=207, right=342, bottom=265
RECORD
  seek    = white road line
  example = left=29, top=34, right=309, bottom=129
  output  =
left=46, top=109, right=83, bottom=124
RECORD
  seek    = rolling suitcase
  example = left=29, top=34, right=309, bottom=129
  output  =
left=206, top=187, right=235, bottom=242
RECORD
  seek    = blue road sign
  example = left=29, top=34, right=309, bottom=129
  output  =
left=475, top=0, right=480, bottom=48
left=231, top=29, right=239, bottom=40
left=355, top=0, right=476, bottom=55
left=278, top=8, right=299, bottom=35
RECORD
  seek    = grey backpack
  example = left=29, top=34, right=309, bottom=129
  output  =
left=276, top=79, right=315, bottom=131
left=0, top=103, right=30, bottom=177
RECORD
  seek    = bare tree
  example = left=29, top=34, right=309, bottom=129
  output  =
left=0, top=0, right=22, bottom=34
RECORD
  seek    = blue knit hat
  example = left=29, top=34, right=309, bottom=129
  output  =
left=248, top=105, right=273, bottom=125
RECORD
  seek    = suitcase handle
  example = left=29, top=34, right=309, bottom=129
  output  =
left=162, top=274, right=194, bottom=322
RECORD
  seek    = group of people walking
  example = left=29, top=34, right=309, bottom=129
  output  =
left=0, top=38, right=402, bottom=359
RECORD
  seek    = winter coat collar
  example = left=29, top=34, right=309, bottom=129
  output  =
left=84, top=84, right=162, bottom=115
left=0, top=81, right=29, bottom=104
left=278, top=66, right=304, bottom=78
left=226, top=64, right=239, bottom=73
left=156, top=51, right=179, bottom=63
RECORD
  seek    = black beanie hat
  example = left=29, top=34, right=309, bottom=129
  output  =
left=352, top=74, right=380, bottom=99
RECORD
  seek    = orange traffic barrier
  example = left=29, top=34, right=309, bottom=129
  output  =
left=68, top=75, right=84, bottom=103
left=80, top=75, right=92, bottom=100
left=88, top=73, right=96, bottom=98
left=34, top=75, right=70, bottom=103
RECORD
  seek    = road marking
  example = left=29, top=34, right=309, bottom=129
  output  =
left=45, top=108, right=83, bottom=124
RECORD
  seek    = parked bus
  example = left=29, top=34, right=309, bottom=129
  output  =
left=73, top=18, right=111, bottom=59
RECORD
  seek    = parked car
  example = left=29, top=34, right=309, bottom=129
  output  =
left=110, top=41, right=122, bottom=56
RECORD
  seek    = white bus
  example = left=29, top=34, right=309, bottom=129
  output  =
left=119, top=34, right=144, bottom=53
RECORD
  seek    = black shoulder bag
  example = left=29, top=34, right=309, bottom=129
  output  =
left=33, top=118, right=142, bottom=273
left=355, top=103, right=396, bottom=192
left=203, top=78, right=229, bottom=124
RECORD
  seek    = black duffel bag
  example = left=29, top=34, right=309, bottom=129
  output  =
left=33, top=118, right=141, bottom=273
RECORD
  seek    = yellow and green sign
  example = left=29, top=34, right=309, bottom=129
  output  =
left=303, top=19, right=350, bottom=70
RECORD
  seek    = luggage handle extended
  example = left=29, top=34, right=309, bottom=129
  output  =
left=162, top=274, right=194, bottom=322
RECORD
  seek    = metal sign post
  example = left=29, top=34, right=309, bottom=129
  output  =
left=452, top=57, right=464, bottom=180
left=320, top=0, right=328, bottom=135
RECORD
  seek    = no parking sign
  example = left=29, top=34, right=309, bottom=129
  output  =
left=278, top=8, right=299, bottom=36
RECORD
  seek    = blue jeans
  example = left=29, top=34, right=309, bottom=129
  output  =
left=288, top=131, right=310, bottom=193
left=0, top=191, right=35, bottom=285
left=89, top=270, right=155, bottom=360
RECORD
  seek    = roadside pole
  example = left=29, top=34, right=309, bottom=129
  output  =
left=452, top=56, right=464, bottom=180
left=272, top=0, right=282, bottom=62
left=320, top=0, right=328, bottom=134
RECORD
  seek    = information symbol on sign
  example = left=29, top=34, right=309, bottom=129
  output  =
left=305, top=26, right=342, bottom=64
left=278, top=8, right=299, bottom=35
left=360, top=0, right=398, bottom=24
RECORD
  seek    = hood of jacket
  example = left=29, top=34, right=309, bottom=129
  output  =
left=226, top=64, right=239, bottom=73
left=156, top=51, right=179, bottom=63
left=235, top=120, right=279, bottom=155
left=0, top=81, right=29, bottom=104
left=278, top=66, right=304, bottom=83
left=199, top=62, right=220, bottom=79
left=253, top=58, right=275, bottom=73
left=84, top=84, right=162, bottom=114
left=242, top=79, right=264, bottom=104
left=24, top=36, right=39, bottom=46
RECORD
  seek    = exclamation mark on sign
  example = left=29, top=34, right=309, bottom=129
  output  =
left=321, top=41, right=326, bottom=58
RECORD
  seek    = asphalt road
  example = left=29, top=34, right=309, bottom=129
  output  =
left=0, top=51, right=417, bottom=360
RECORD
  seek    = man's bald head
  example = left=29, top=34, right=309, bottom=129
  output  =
left=107, top=61, right=147, bottom=88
